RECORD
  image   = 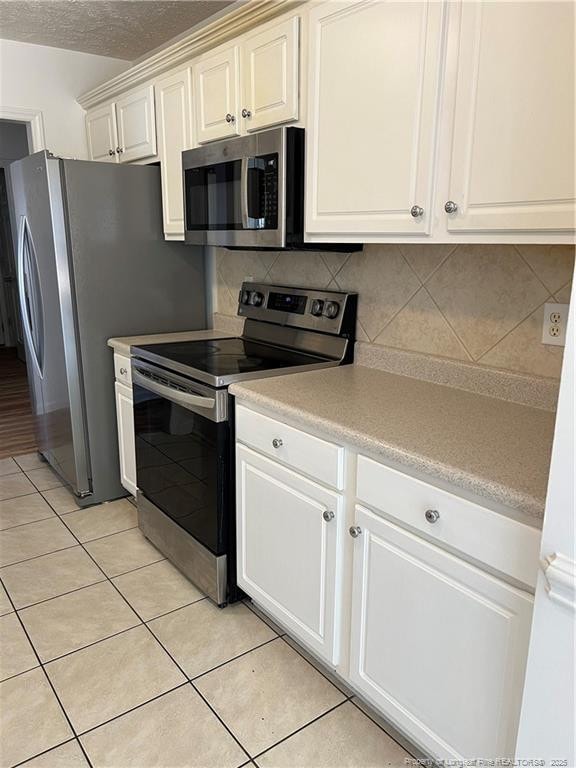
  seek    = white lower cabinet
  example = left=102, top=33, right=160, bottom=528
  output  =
left=349, top=504, right=534, bottom=761
left=114, top=378, right=137, bottom=496
left=236, top=443, right=343, bottom=665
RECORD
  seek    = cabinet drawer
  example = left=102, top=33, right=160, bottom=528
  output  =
left=236, top=404, right=344, bottom=490
left=356, top=455, right=540, bottom=588
left=114, top=353, right=132, bottom=386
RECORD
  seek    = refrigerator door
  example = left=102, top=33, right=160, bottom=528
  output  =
left=11, top=152, right=91, bottom=496
left=61, top=160, right=206, bottom=505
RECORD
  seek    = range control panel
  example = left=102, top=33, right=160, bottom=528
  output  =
left=238, top=283, right=357, bottom=337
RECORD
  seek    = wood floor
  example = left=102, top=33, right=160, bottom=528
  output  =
left=0, top=346, right=37, bottom=459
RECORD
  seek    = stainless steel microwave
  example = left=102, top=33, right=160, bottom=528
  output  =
left=182, top=127, right=360, bottom=251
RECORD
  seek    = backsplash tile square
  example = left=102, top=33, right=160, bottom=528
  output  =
left=213, top=244, right=574, bottom=380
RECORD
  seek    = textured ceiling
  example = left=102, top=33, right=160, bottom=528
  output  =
left=0, top=1, right=237, bottom=60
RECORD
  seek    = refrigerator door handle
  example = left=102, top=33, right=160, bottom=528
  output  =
left=17, top=215, right=44, bottom=377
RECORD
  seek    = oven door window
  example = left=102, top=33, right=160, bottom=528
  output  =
left=133, top=383, right=229, bottom=556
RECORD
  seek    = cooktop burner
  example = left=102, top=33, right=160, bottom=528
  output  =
left=134, top=337, right=329, bottom=386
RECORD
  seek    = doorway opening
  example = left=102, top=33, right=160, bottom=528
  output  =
left=0, top=119, right=37, bottom=459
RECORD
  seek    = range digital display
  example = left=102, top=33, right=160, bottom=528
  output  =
left=267, top=292, right=307, bottom=315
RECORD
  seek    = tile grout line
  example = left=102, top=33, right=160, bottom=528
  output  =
left=0, top=572, right=95, bottom=768
left=188, top=635, right=281, bottom=684
left=250, top=698, right=350, bottom=762
left=512, top=245, right=559, bottom=297
left=0, top=543, right=81, bottom=571
left=421, top=285, right=474, bottom=361
left=0, top=512, right=58, bottom=533
left=476, top=293, right=557, bottom=364
left=52, top=510, right=256, bottom=764
left=12, top=737, right=79, bottom=768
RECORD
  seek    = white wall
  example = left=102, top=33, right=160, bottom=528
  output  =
left=0, top=39, right=128, bottom=159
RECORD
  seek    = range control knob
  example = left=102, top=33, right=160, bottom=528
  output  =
left=310, top=299, right=324, bottom=316
left=240, top=289, right=251, bottom=305
left=323, top=301, right=340, bottom=319
left=249, top=291, right=264, bottom=307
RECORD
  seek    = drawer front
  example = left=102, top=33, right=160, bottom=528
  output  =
left=114, top=353, right=132, bottom=386
left=236, top=404, right=344, bottom=490
left=356, top=455, right=540, bottom=588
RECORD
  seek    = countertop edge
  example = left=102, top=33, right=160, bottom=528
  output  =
left=230, top=383, right=544, bottom=527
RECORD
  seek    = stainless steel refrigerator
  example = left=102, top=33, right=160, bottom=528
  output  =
left=9, top=151, right=207, bottom=506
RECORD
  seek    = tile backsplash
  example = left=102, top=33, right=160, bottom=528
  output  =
left=213, top=244, right=574, bottom=379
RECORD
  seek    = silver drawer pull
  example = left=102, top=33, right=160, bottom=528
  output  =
left=425, top=509, right=440, bottom=524
left=323, top=510, right=335, bottom=522
left=349, top=525, right=362, bottom=538
left=119, top=367, right=127, bottom=376
left=272, top=438, right=283, bottom=449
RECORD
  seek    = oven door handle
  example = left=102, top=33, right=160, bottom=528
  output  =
left=133, top=370, right=216, bottom=411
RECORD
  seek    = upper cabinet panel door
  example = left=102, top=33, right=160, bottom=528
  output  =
left=115, top=85, right=157, bottom=163
left=446, top=1, right=575, bottom=232
left=306, top=0, right=445, bottom=237
left=194, top=46, right=241, bottom=144
left=86, top=103, right=118, bottom=163
left=156, top=68, right=193, bottom=239
left=241, top=16, right=300, bottom=132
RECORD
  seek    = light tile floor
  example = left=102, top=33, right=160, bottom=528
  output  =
left=0, top=452, right=413, bottom=768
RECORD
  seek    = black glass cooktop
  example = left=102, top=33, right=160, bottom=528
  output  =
left=134, top=337, right=329, bottom=387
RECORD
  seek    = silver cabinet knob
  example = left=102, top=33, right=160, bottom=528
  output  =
left=425, top=509, right=440, bottom=524
left=444, top=201, right=458, bottom=214
left=119, top=367, right=127, bottom=376
left=116, top=147, right=124, bottom=154
left=349, top=525, right=362, bottom=538
left=323, top=510, right=335, bottom=522
left=241, top=108, right=252, bottom=118
left=410, top=205, right=424, bottom=218
left=272, top=438, right=283, bottom=449
left=108, top=149, right=115, bottom=156
left=225, top=113, right=235, bottom=123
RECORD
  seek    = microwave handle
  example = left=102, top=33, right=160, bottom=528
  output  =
left=241, top=157, right=266, bottom=230
left=240, top=156, right=249, bottom=229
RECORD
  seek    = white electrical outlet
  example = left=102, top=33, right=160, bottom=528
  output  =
left=542, top=302, right=569, bottom=346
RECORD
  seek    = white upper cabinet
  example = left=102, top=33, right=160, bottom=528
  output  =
left=306, top=0, right=445, bottom=237
left=193, top=45, right=241, bottom=144
left=86, top=103, right=118, bottom=163
left=240, top=16, right=300, bottom=132
left=446, top=1, right=576, bottom=233
left=155, top=68, right=193, bottom=239
left=86, top=85, right=157, bottom=164
left=349, top=505, right=534, bottom=761
left=115, top=85, right=157, bottom=162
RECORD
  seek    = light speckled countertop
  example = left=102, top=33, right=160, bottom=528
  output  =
left=230, top=365, right=555, bottom=525
left=108, top=329, right=235, bottom=357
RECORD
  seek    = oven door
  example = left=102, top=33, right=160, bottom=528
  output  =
left=132, top=364, right=230, bottom=558
left=182, top=127, right=289, bottom=248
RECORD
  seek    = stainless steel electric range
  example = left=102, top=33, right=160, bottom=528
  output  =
left=130, top=283, right=357, bottom=606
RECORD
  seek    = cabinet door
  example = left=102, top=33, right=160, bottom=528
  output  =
left=194, top=45, right=241, bottom=144
left=446, top=1, right=575, bottom=232
left=116, top=85, right=157, bottom=163
left=114, top=381, right=137, bottom=496
left=156, top=68, right=193, bottom=239
left=306, top=0, right=444, bottom=237
left=241, top=16, right=299, bottom=132
left=86, top=103, right=118, bottom=163
left=349, top=505, right=533, bottom=761
left=236, top=444, right=344, bottom=665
